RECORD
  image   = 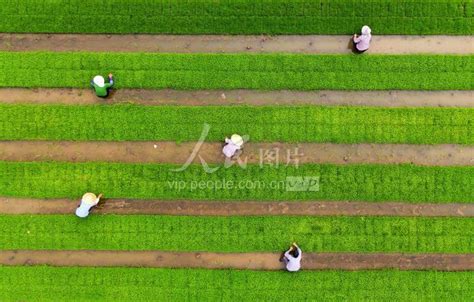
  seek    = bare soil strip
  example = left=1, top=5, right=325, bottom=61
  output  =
left=1, top=88, right=472, bottom=107
left=1, top=34, right=472, bottom=54
left=0, top=250, right=472, bottom=271
left=0, top=141, right=472, bottom=166
left=0, top=198, right=472, bottom=217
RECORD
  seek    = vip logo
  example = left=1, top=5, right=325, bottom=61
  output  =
left=285, top=176, right=320, bottom=192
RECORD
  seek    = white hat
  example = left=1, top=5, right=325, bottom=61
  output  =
left=362, top=25, right=371, bottom=35
left=81, top=192, right=98, bottom=206
left=93, top=75, right=105, bottom=87
left=230, top=134, right=244, bottom=147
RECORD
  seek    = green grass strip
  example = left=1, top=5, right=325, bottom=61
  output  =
left=1, top=161, right=472, bottom=203
left=0, top=215, right=472, bottom=253
left=1, top=104, right=472, bottom=144
left=1, top=267, right=472, bottom=301
left=0, top=52, right=471, bottom=90
left=0, top=0, right=472, bottom=35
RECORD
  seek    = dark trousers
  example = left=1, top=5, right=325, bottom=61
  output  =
left=352, top=42, right=367, bottom=54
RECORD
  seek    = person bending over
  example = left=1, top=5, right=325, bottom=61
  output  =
left=76, top=193, right=103, bottom=218
left=223, top=134, right=244, bottom=159
left=280, top=242, right=302, bottom=272
left=353, top=25, right=372, bottom=53
left=91, top=73, right=114, bottom=98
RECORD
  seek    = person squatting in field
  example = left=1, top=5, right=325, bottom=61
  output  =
left=280, top=242, right=302, bottom=272
left=222, top=134, right=244, bottom=158
left=91, top=73, right=114, bottom=97
left=353, top=25, right=372, bottom=53
left=76, top=192, right=103, bottom=218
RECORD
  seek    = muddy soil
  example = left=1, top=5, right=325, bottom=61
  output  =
left=0, top=88, right=472, bottom=107
left=0, top=34, right=472, bottom=54
left=0, top=141, right=472, bottom=166
left=0, top=198, right=472, bottom=217
left=0, top=250, right=472, bottom=271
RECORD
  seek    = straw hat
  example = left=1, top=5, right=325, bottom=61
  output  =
left=81, top=192, right=98, bottom=205
left=230, top=134, right=244, bottom=147
left=362, top=25, right=371, bottom=35
left=93, top=75, right=105, bottom=87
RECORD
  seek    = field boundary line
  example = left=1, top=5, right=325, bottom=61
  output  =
left=1, top=250, right=472, bottom=271
left=0, top=89, right=472, bottom=107
left=0, top=141, right=472, bottom=166
left=0, top=198, right=472, bottom=217
left=0, top=34, right=472, bottom=54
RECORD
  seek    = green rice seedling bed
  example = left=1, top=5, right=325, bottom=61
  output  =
left=1, top=267, right=472, bottom=301
left=0, top=215, right=472, bottom=253
left=1, top=161, right=472, bottom=203
left=0, top=0, right=471, bottom=35
left=1, top=104, right=472, bottom=144
left=0, top=52, right=471, bottom=90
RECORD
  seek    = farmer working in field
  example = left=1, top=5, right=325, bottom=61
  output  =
left=76, top=192, right=103, bottom=218
left=280, top=242, right=302, bottom=272
left=352, top=25, right=372, bottom=53
left=90, top=73, right=114, bottom=98
left=223, top=134, right=244, bottom=158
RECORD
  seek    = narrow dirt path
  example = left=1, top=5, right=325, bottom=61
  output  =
left=1, top=88, right=472, bottom=107
left=0, top=251, right=472, bottom=271
left=1, top=198, right=472, bottom=217
left=1, top=34, right=472, bottom=54
left=0, top=141, right=472, bottom=166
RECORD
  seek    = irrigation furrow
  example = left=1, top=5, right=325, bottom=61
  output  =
left=1, top=34, right=472, bottom=54
left=0, top=141, right=472, bottom=166
left=1, top=250, right=472, bottom=271
left=1, top=198, right=472, bottom=217
left=1, top=88, right=472, bottom=107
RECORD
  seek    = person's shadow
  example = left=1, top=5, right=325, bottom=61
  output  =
left=107, top=89, right=117, bottom=99
left=347, top=37, right=356, bottom=53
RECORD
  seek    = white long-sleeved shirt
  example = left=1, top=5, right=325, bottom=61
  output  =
left=222, top=138, right=241, bottom=158
left=353, top=33, right=371, bottom=51
left=75, top=198, right=100, bottom=218
left=284, top=247, right=302, bottom=272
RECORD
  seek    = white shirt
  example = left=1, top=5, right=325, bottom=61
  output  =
left=353, top=33, right=371, bottom=51
left=284, top=247, right=302, bottom=272
left=75, top=198, right=100, bottom=218
left=222, top=138, right=241, bottom=158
